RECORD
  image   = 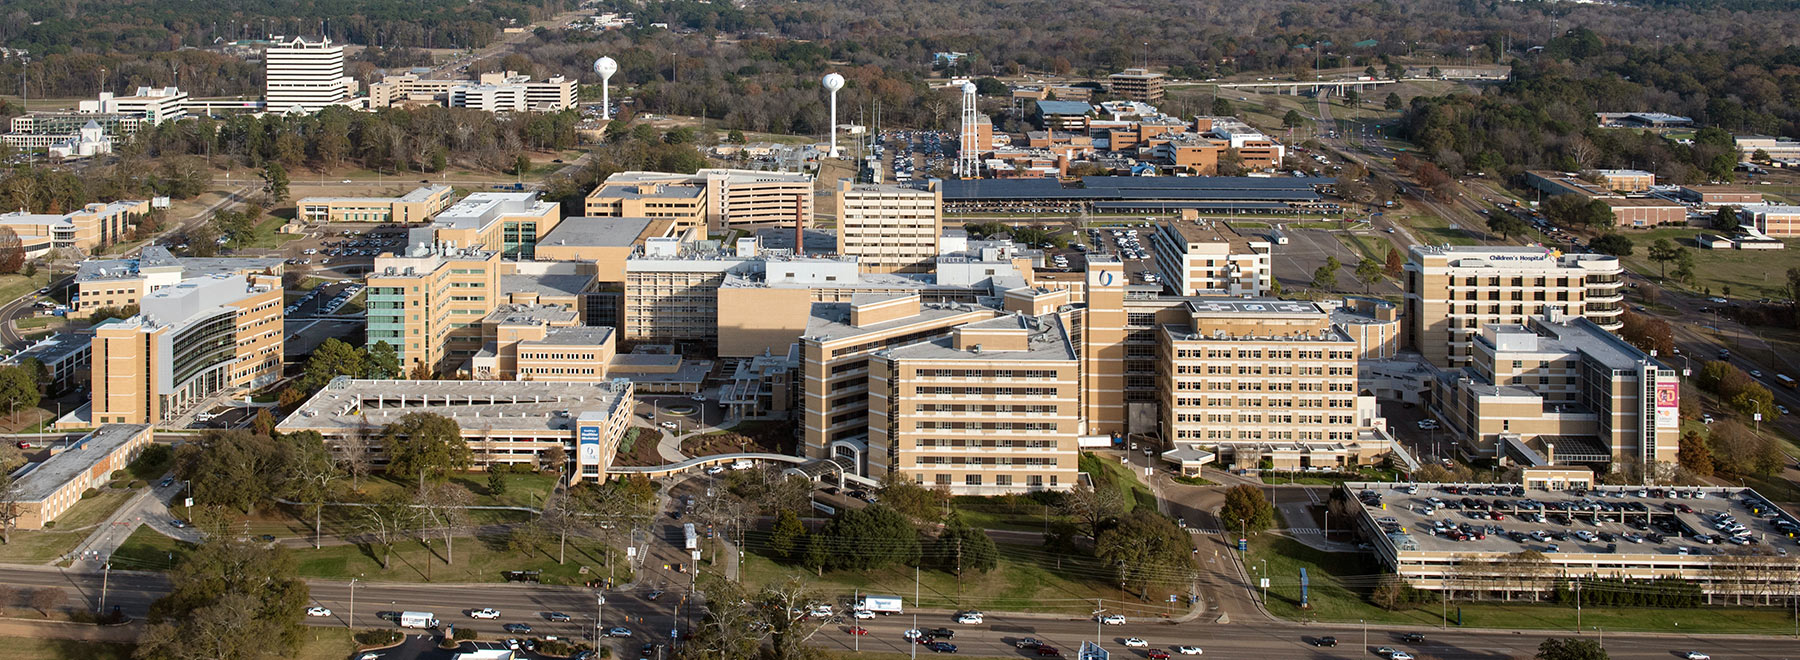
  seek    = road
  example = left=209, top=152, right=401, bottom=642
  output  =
left=7, top=564, right=1799, bottom=659
left=0, top=274, right=67, bottom=350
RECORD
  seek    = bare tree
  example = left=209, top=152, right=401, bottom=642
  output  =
left=1058, top=481, right=1124, bottom=539
left=334, top=432, right=372, bottom=488
left=539, top=490, right=587, bottom=565
left=0, top=227, right=23, bottom=275
left=757, top=575, right=827, bottom=660
left=28, top=587, right=62, bottom=615
left=415, top=482, right=473, bottom=565
left=0, top=471, right=20, bottom=545
left=360, top=493, right=418, bottom=570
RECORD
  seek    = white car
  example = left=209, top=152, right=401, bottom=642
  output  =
left=1175, top=647, right=1203, bottom=656
left=704, top=465, right=726, bottom=475
left=1099, top=614, right=1127, bottom=625
left=469, top=608, right=501, bottom=619
left=1124, top=638, right=1148, bottom=647
left=660, top=421, right=678, bottom=430
left=955, top=612, right=983, bottom=624
left=853, top=609, right=875, bottom=619
left=306, top=606, right=332, bottom=617
left=1684, top=653, right=1711, bottom=660
left=1390, top=653, right=1415, bottom=660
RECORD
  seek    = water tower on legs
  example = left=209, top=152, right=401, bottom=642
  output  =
left=593, top=57, right=618, bottom=120
left=822, top=72, right=845, bottom=158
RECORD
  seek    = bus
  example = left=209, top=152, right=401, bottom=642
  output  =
left=1777, top=374, right=1796, bottom=390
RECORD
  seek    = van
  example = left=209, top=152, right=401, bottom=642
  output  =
left=731, top=459, right=754, bottom=470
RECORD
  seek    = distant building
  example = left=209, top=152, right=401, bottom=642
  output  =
left=1676, top=185, right=1763, bottom=206
left=1033, top=100, right=1094, bottom=132
left=424, top=192, right=563, bottom=259
left=369, top=71, right=577, bottom=112
left=1593, top=112, right=1692, bottom=129
left=0, top=200, right=150, bottom=254
left=1737, top=135, right=1800, bottom=160
left=264, top=37, right=352, bottom=114
left=933, top=52, right=969, bottom=66
left=79, top=87, right=189, bottom=124
left=1149, top=218, right=1272, bottom=296
left=1107, top=68, right=1166, bottom=103
left=3, top=333, right=92, bottom=394
left=73, top=245, right=284, bottom=318
left=296, top=185, right=456, bottom=224
left=1741, top=204, right=1800, bottom=237
left=1404, top=245, right=1624, bottom=368
left=45, top=121, right=112, bottom=159
left=584, top=170, right=814, bottom=233
left=835, top=180, right=944, bottom=274
left=1591, top=169, right=1655, bottom=193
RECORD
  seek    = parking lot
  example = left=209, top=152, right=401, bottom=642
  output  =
left=1358, top=483, right=1799, bottom=557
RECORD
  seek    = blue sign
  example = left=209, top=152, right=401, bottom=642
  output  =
left=1098, top=270, right=1115, bottom=286
left=1300, top=568, right=1310, bottom=608
left=1238, top=538, right=1247, bottom=552
left=580, top=426, right=600, bottom=442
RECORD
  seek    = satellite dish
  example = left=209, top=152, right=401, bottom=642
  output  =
left=822, top=73, right=845, bottom=92
left=593, top=56, right=618, bottom=79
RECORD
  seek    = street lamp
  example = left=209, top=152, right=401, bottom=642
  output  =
left=348, top=577, right=358, bottom=628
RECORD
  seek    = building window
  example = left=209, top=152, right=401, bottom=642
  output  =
left=965, top=475, right=982, bottom=486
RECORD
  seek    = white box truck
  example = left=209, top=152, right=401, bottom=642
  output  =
left=859, top=595, right=903, bottom=615
left=399, top=611, right=437, bottom=629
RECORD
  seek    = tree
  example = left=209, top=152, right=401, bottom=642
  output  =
left=1211, top=97, right=1234, bottom=116
left=359, top=491, right=418, bottom=570
left=296, top=338, right=366, bottom=393
left=934, top=512, right=999, bottom=575
left=768, top=509, right=807, bottom=562
left=1343, top=89, right=1360, bottom=106
left=757, top=576, right=828, bottom=660
left=0, top=470, right=18, bottom=545
left=280, top=432, right=340, bottom=550
left=1282, top=110, right=1304, bottom=128
left=28, top=587, right=62, bottom=616
left=1384, top=246, right=1405, bottom=277
left=540, top=445, right=568, bottom=478
left=364, top=342, right=401, bottom=380
left=415, top=481, right=474, bottom=565
left=334, top=431, right=372, bottom=488
left=1671, top=249, right=1697, bottom=285
left=1311, top=256, right=1341, bottom=290
left=1059, top=480, right=1125, bottom=539
left=1384, top=92, right=1402, bottom=111
left=174, top=430, right=287, bottom=513
left=1589, top=234, right=1634, bottom=257
left=1677, top=430, right=1712, bottom=478
left=1713, top=207, right=1741, bottom=231
left=1535, top=637, right=1608, bottom=660
left=1618, top=312, right=1674, bottom=356
left=1095, top=510, right=1196, bottom=596
left=877, top=472, right=948, bottom=524
left=251, top=409, right=276, bottom=437
left=511, top=154, right=532, bottom=176
left=1486, top=213, right=1530, bottom=240
left=138, top=539, right=309, bottom=660
left=260, top=162, right=289, bottom=203
left=487, top=471, right=509, bottom=497
left=1221, top=484, right=1275, bottom=533
left=0, top=227, right=23, bottom=274
left=1354, top=257, right=1384, bottom=293
left=380, top=412, right=471, bottom=489
left=1647, top=238, right=1681, bottom=280
left=815, top=504, right=918, bottom=571
left=0, top=366, right=39, bottom=420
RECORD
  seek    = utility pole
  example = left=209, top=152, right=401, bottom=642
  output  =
left=349, top=578, right=358, bottom=628
left=596, top=593, right=605, bottom=642
left=98, top=562, right=111, bottom=613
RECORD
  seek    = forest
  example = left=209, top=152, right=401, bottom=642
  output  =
left=1396, top=29, right=1800, bottom=183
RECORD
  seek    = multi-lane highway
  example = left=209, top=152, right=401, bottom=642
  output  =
left=11, top=564, right=1800, bottom=659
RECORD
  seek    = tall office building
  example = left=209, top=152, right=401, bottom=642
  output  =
left=1108, top=68, right=1167, bottom=103
left=1404, top=245, right=1624, bottom=368
left=835, top=180, right=943, bottom=274
left=265, top=37, right=350, bottom=114
left=89, top=275, right=283, bottom=425
left=1149, top=218, right=1272, bottom=296
left=365, top=245, right=504, bottom=376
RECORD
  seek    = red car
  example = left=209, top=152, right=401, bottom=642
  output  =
left=1037, top=647, right=1061, bottom=657
left=847, top=627, right=868, bottom=636
left=15, top=442, right=31, bottom=449
left=1148, top=651, right=1171, bottom=660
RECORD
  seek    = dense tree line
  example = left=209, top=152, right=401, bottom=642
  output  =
left=1399, top=33, right=1800, bottom=183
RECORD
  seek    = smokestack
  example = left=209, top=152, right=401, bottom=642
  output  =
left=795, top=196, right=805, bottom=257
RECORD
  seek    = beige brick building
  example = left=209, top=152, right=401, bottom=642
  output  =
left=1108, top=68, right=1166, bottom=103
left=835, top=180, right=943, bottom=274
left=72, top=246, right=283, bottom=319
left=1150, top=219, right=1272, bottom=296
left=9, top=425, right=153, bottom=530
left=0, top=200, right=149, bottom=254
left=586, top=170, right=814, bottom=233
left=365, top=246, right=503, bottom=375
left=296, top=185, right=454, bottom=224
left=89, top=275, right=283, bottom=425
left=1404, top=246, right=1624, bottom=368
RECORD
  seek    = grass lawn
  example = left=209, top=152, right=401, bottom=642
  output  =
left=0, top=489, right=138, bottom=563
left=1400, top=213, right=1479, bottom=246
left=1080, top=451, right=1156, bottom=513
left=1259, top=466, right=1399, bottom=485
left=1617, top=227, right=1800, bottom=299
left=357, top=471, right=560, bottom=510
left=950, top=496, right=1061, bottom=533
left=110, top=526, right=194, bottom=572
left=291, top=626, right=360, bottom=660
left=15, top=315, right=64, bottom=331
left=1248, top=534, right=1800, bottom=634
left=738, top=542, right=1185, bottom=616
left=285, top=530, right=631, bottom=585
left=0, top=636, right=134, bottom=660
left=0, top=272, right=50, bottom=308
left=234, top=215, right=302, bottom=250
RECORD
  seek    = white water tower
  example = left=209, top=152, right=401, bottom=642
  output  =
left=822, top=72, right=845, bottom=158
left=593, top=56, right=618, bottom=120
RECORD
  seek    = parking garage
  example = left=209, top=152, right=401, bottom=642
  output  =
left=1344, top=480, right=1800, bottom=602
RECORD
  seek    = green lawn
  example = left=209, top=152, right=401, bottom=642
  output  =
left=0, top=272, right=49, bottom=307
left=14, top=315, right=64, bottom=331
left=110, top=525, right=193, bottom=572
left=1080, top=451, right=1156, bottom=513
left=1401, top=213, right=1480, bottom=246
left=1248, top=535, right=1800, bottom=634
left=738, top=541, right=1184, bottom=616
left=1260, top=466, right=1400, bottom=485
left=0, top=489, right=138, bottom=563
left=950, top=496, right=1062, bottom=533
left=285, top=529, right=631, bottom=585
left=1616, top=227, right=1800, bottom=299
left=357, top=471, right=560, bottom=510
left=234, top=215, right=302, bottom=250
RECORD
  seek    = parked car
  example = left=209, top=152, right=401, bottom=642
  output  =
left=306, top=607, right=332, bottom=617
